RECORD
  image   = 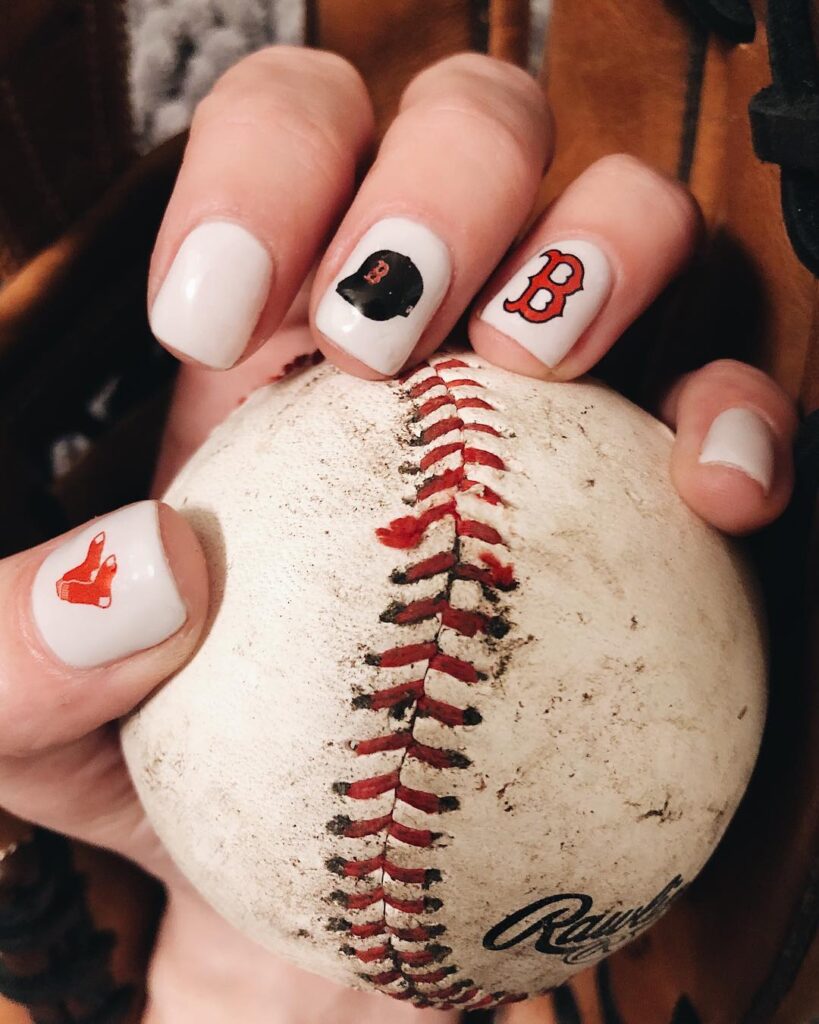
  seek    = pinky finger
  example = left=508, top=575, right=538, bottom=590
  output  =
left=661, top=360, right=798, bottom=535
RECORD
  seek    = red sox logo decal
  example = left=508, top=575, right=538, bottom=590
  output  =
left=336, top=249, right=423, bottom=321
left=503, top=248, right=585, bottom=324
left=55, top=532, right=117, bottom=608
left=364, top=258, right=390, bottom=285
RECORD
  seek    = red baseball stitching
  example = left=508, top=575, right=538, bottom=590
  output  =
left=326, top=358, right=526, bottom=1010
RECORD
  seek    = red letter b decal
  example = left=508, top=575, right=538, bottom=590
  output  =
left=503, top=249, right=585, bottom=325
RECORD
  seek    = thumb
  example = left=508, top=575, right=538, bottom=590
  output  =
left=0, top=500, right=207, bottom=756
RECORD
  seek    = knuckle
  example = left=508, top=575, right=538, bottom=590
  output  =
left=691, top=360, right=798, bottom=434
left=273, top=111, right=356, bottom=181
left=190, top=85, right=361, bottom=179
left=588, top=152, right=667, bottom=185
left=250, top=46, right=369, bottom=109
left=410, top=53, right=544, bottom=107
left=269, top=45, right=362, bottom=80
left=397, top=76, right=549, bottom=178
left=401, top=54, right=549, bottom=158
left=699, top=358, right=777, bottom=390
left=397, top=98, right=542, bottom=198
left=701, top=357, right=758, bottom=378
left=589, top=153, right=701, bottom=235
left=193, top=46, right=369, bottom=137
left=215, top=45, right=364, bottom=96
left=706, top=357, right=793, bottom=395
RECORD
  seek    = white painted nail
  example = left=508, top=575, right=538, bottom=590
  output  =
left=699, top=408, right=775, bottom=493
left=31, top=502, right=187, bottom=669
left=150, top=221, right=272, bottom=370
left=315, top=217, right=451, bottom=375
left=480, top=239, right=612, bottom=368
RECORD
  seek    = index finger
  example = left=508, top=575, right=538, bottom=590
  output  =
left=148, top=47, right=374, bottom=370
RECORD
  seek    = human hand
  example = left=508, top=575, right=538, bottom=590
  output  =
left=151, top=48, right=795, bottom=538
left=0, top=500, right=450, bottom=1022
left=0, top=47, right=798, bottom=1024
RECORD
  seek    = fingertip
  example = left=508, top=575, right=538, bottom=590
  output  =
left=666, top=362, right=796, bottom=536
left=670, top=456, right=792, bottom=536
left=0, top=502, right=212, bottom=755
left=467, top=154, right=700, bottom=381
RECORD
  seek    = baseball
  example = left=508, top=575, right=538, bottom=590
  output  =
left=121, top=350, right=766, bottom=1010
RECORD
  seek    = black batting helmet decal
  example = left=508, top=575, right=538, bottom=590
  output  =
left=336, top=249, right=424, bottom=322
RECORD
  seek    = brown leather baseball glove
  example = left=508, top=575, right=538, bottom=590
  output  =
left=0, top=2, right=817, bottom=1022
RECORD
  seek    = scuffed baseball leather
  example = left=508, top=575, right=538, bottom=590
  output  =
left=0, top=0, right=818, bottom=1022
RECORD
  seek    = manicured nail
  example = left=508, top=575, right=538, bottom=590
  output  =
left=150, top=221, right=272, bottom=370
left=480, top=239, right=612, bottom=367
left=31, top=501, right=187, bottom=669
left=699, top=408, right=775, bottom=493
left=315, top=217, right=451, bottom=375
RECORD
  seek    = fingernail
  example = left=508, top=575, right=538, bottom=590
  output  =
left=699, top=408, right=775, bottom=493
left=315, top=217, right=451, bottom=375
left=480, top=239, right=612, bottom=368
left=31, top=501, right=187, bottom=669
left=150, top=221, right=272, bottom=370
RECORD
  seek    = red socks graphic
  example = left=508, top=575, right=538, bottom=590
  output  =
left=59, top=531, right=105, bottom=583
left=56, top=533, right=117, bottom=608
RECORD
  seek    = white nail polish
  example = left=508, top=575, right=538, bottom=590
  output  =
left=315, top=217, right=451, bottom=375
left=150, top=221, right=272, bottom=370
left=31, top=502, right=187, bottom=669
left=699, top=408, right=775, bottom=493
left=480, top=239, right=612, bottom=367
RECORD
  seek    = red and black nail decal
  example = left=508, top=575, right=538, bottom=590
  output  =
left=55, top=532, right=117, bottom=608
left=503, top=249, right=585, bottom=325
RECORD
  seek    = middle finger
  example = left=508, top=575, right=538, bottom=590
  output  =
left=311, top=53, right=552, bottom=378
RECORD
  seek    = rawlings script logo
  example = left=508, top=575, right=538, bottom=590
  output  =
left=483, top=875, right=684, bottom=965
